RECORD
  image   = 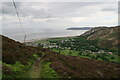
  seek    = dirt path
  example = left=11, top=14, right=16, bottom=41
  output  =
left=22, top=58, right=42, bottom=78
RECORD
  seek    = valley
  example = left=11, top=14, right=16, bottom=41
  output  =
left=28, top=34, right=119, bottom=64
left=2, top=1, right=120, bottom=79
left=1, top=26, right=120, bottom=79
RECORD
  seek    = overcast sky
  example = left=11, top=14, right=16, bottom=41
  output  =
left=2, top=2, right=118, bottom=30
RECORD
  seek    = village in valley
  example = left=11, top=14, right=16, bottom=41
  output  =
left=26, top=35, right=119, bottom=64
left=26, top=36, right=114, bottom=55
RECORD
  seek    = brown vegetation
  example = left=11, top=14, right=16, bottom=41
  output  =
left=1, top=34, right=120, bottom=78
left=43, top=51, right=120, bottom=78
left=2, top=35, right=45, bottom=65
left=1, top=35, right=47, bottom=76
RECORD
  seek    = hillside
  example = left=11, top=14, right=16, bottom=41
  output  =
left=2, top=35, right=120, bottom=78
left=81, top=26, right=120, bottom=50
left=2, top=35, right=47, bottom=78
left=2, top=35, right=44, bottom=65
left=43, top=51, right=120, bottom=78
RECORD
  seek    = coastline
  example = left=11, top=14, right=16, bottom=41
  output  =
left=25, top=35, right=80, bottom=43
left=7, top=30, right=88, bottom=43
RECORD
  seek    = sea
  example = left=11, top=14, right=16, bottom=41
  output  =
left=2, top=29, right=88, bottom=42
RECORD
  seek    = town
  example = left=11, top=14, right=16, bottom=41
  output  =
left=26, top=36, right=113, bottom=55
left=26, top=36, right=119, bottom=63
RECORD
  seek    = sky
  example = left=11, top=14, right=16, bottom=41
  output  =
left=1, top=2, right=118, bottom=30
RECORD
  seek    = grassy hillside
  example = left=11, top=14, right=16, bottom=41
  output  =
left=1, top=34, right=120, bottom=79
left=81, top=26, right=120, bottom=50
left=2, top=35, right=45, bottom=78
left=43, top=50, right=120, bottom=78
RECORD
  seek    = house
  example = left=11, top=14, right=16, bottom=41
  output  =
left=98, top=50, right=105, bottom=54
left=108, top=52, right=113, bottom=54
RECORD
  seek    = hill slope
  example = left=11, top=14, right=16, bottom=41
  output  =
left=2, top=35, right=46, bottom=78
left=43, top=51, right=120, bottom=78
left=2, top=35, right=120, bottom=78
left=2, top=35, right=43, bottom=65
left=81, top=26, right=120, bottom=50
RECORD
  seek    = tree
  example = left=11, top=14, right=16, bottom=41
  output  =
left=86, top=54, right=90, bottom=57
left=69, top=51, right=72, bottom=55
left=96, top=55, right=100, bottom=58
left=101, top=57, right=109, bottom=62
left=78, top=52, right=82, bottom=55
left=111, top=57, right=115, bottom=59
left=91, top=56, right=96, bottom=59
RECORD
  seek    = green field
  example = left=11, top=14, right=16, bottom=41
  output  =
left=34, top=36, right=119, bottom=64
left=52, top=49, right=119, bottom=63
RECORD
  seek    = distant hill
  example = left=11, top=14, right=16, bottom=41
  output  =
left=67, top=27, right=93, bottom=30
left=81, top=26, right=120, bottom=50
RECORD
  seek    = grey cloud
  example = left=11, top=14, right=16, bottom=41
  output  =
left=102, top=8, right=117, bottom=12
left=2, top=2, right=104, bottom=19
left=2, top=2, right=118, bottom=30
left=2, top=2, right=21, bottom=15
left=20, top=8, right=53, bottom=19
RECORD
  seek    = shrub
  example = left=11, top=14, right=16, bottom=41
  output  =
left=78, top=53, right=82, bottom=55
left=101, top=57, right=109, bottom=61
left=111, top=57, right=115, bottom=59
left=2, top=64, right=13, bottom=75
left=37, top=51, right=43, bottom=57
left=2, top=53, right=16, bottom=64
left=19, top=58, right=28, bottom=65
left=91, top=56, right=95, bottom=59
left=86, top=54, right=90, bottom=57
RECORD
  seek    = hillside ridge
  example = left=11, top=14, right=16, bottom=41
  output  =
left=81, top=26, right=119, bottom=50
left=1, top=31, right=120, bottom=78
